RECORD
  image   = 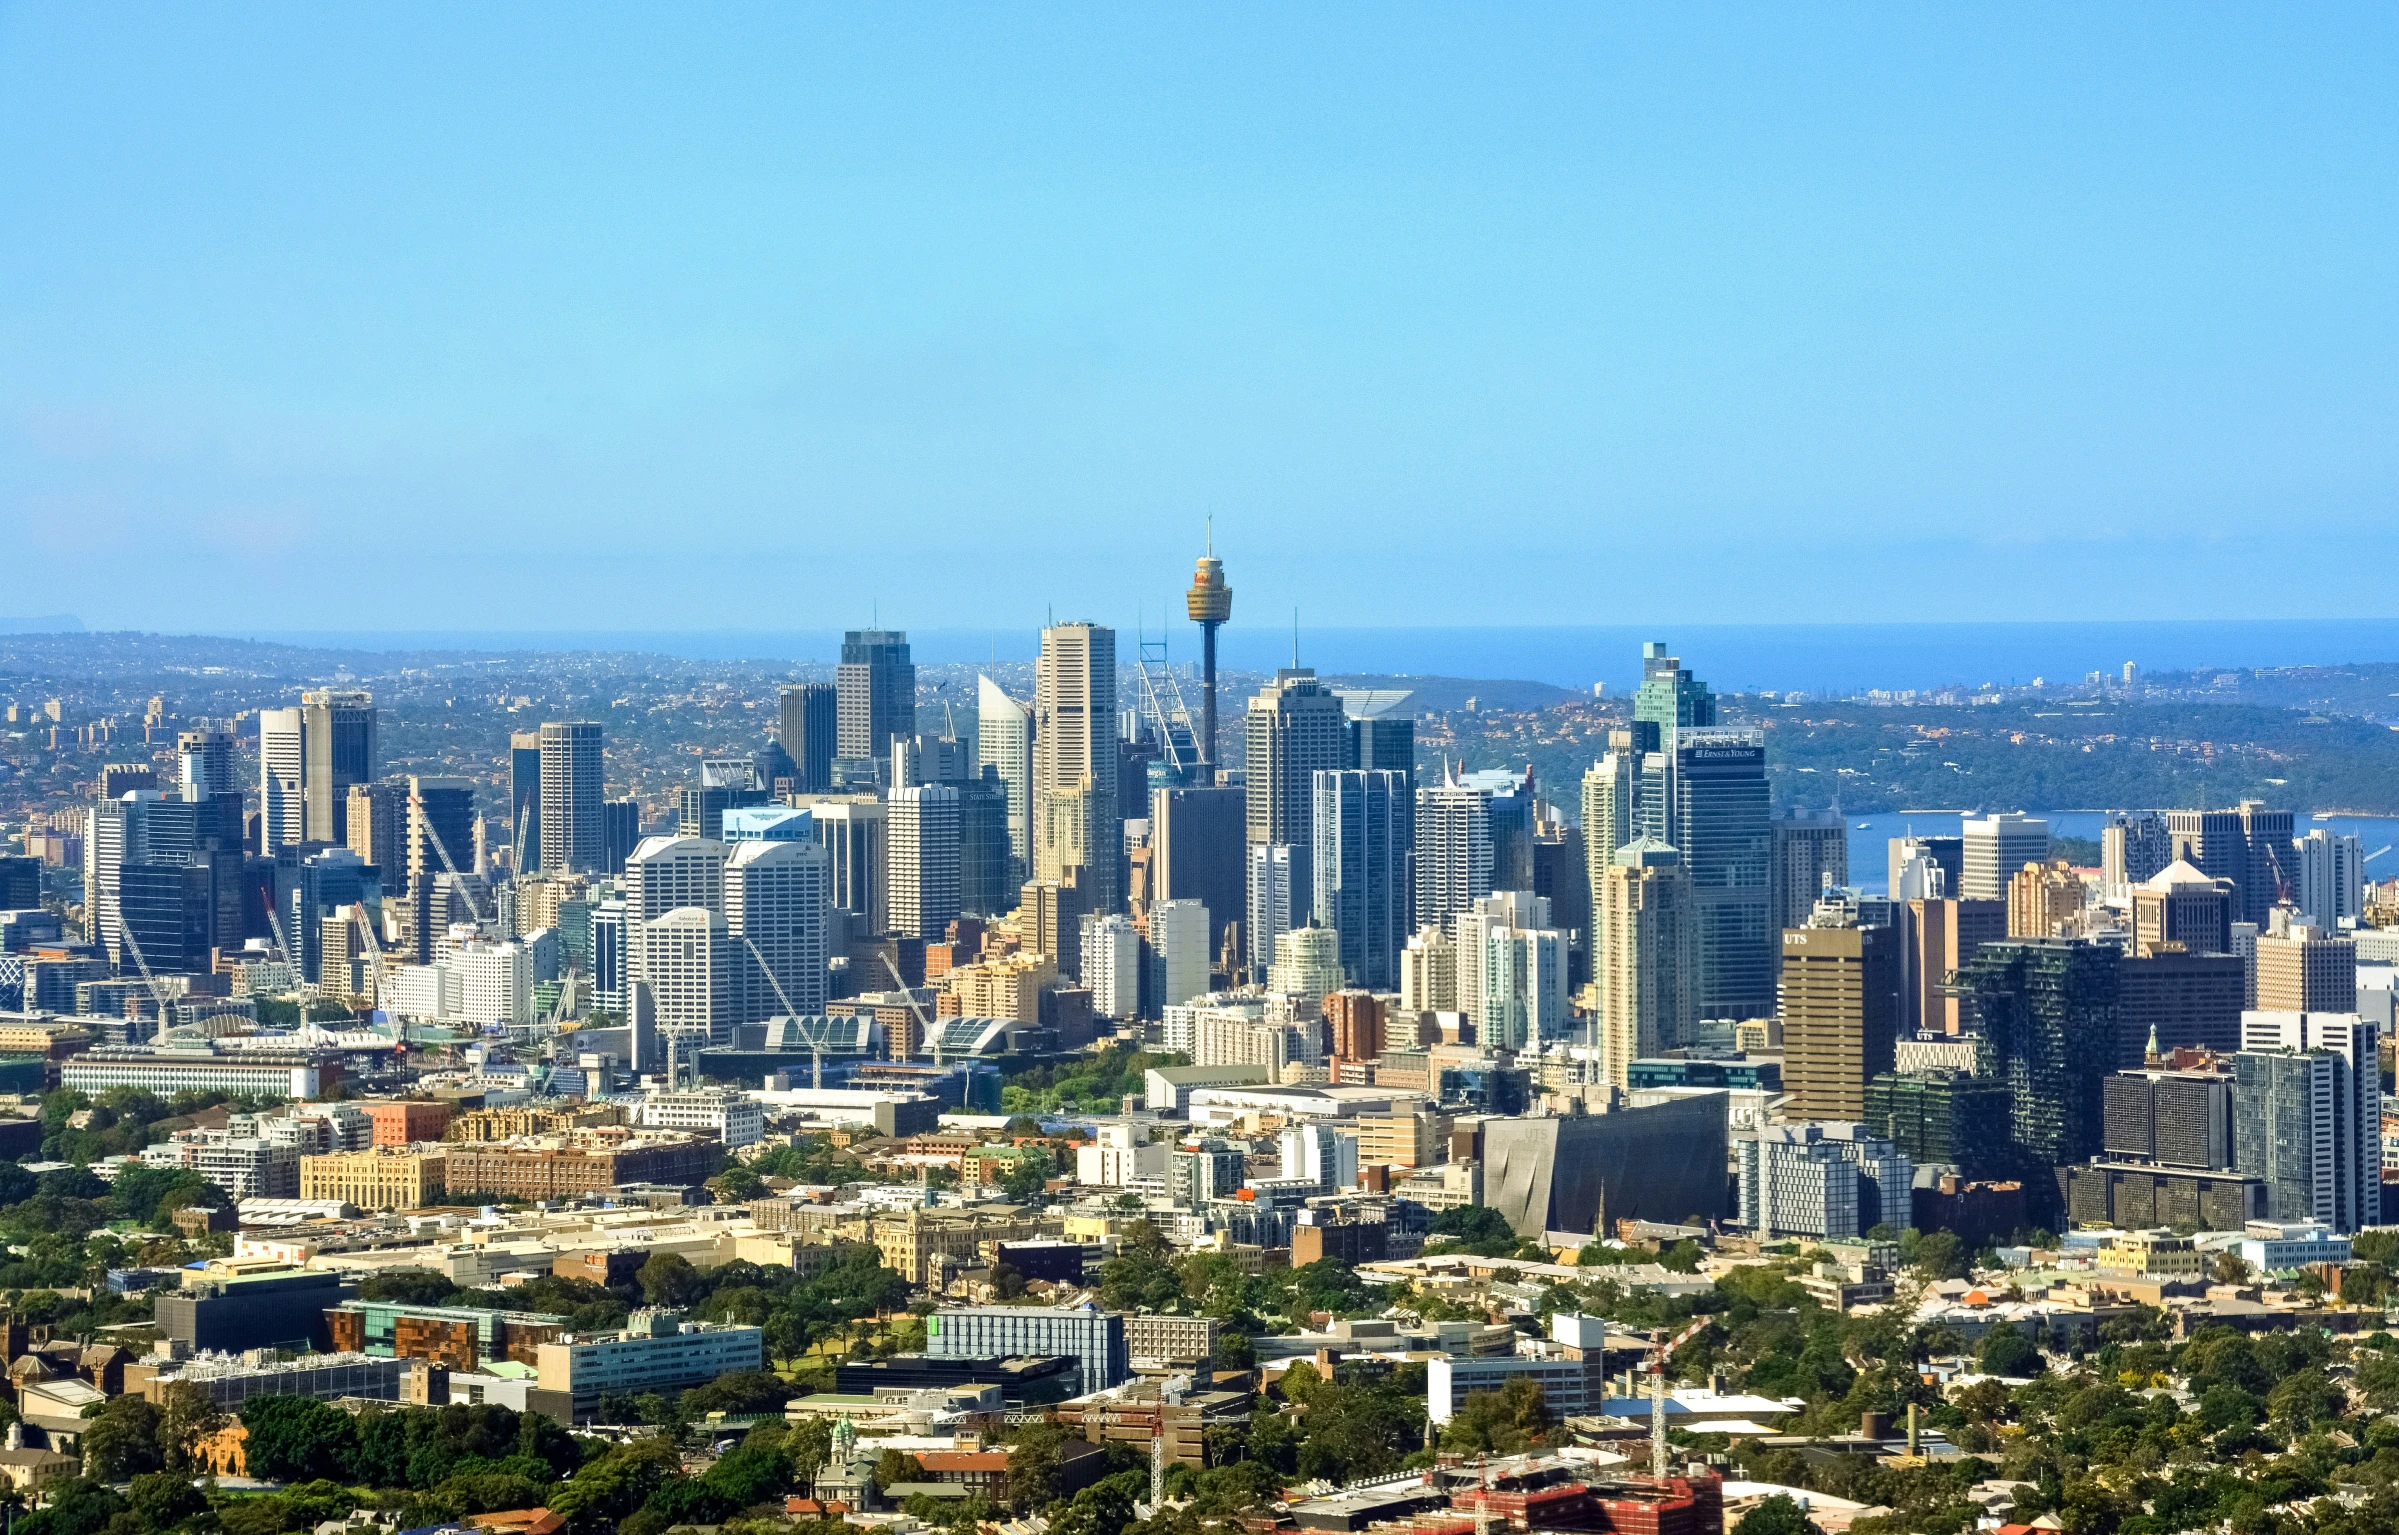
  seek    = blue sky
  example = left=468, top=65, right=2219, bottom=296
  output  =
left=2, top=7, right=2393, bottom=635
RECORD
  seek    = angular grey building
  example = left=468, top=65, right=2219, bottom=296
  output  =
left=539, top=721, right=606, bottom=875
left=1311, top=769, right=1413, bottom=993
left=837, top=630, right=916, bottom=767
left=779, top=682, right=838, bottom=795
left=1482, top=1093, right=1729, bottom=1237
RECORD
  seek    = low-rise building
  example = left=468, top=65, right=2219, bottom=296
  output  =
left=62, top=1044, right=332, bottom=1100
left=142, top=1132, right=300, bottom=1200
left=300, top=1146, right=448, bottom=1211
left=1426, top=1355, right=1594, bottom=1422
left=927, top=1303, right=1128, bottom=1395
left=533, top=1310, right=764, bottom=1420
left=635, top=1088, right=765, bottom=1149
left=328, top=1300, right=570, bottom=1372
left=443, top=1131, right=724, bottom=1201
left=2094, top=1229, right=2204, bottom=1280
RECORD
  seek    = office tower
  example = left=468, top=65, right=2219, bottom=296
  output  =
left=258, top=707, right=306, bottom=853
left=2130, top=860, right=2233, bottom=957
left=1035, top=622, right=1122, bottom=913
left=1018, top=875, right=1090, bottom=978
left=637, top=906, right=736, bottom=1047
left=1416, top=774, right=1495, bottom=935
left=2116, top=952, right=2245, bottom=1065
left=778, top=683, right=838, bottom=795
left=976, top=676, right=1034, bottom=887
left=1530, top=821, right=1588, bottom=988
left=2167, top=801, right=2296, bottom=926
left=0, top=857, right=38, bottom=910
left=886, top=785, right=963, bottom=941
left=302, top=689, right=377, bottom=846
left=679, top=758, right=767, bottom=841
left=177, top=725, right=236, bottom=801
left=836, top=629, right=916, bottom=768
left=1244, top=669, right=1345, bottom=922
left=2297, top=830, right=2365, bottom=931
left=117, top=862, right=213, bottom=980
left=725, top=837, right=829, bottom=1020
left=892, top=732, right=971, bottom=789
left=1399, top=924, right=1457, bottom=1012
left=1150, top=899, right=1210, bottom=1013
left=1597, top=839, right=1693, bottom=1088
left=1960, top=938, right=2120, bottom=1166
left=1900, top=897, right=2007, bottom=1036
left=2104, top=1066, right=2235, bottom=1169
left=1770, top=810, right=1847, bottom=940
left=346, top=781, right=406, bottom=891
left=402, top=778, right=477, bottom=962
left=539, top=722, right=606, bottom=875
left=1667, top=727, right=1772, bottom=1023
left=957, top=773, right=1011, bottom=918
left=83, top=791, right=154, bottom=966
left=2007, top=860, right=2084, bottom=938
left=510, top=731, right=543, bottom=872
left=1783, top=910, right=1901, bottom=1122
left=807, top=798, right=887, bottom=938
left=1247, top=844, right=1293, bottom=974
left=1342, top=694, right=1415, bottom=776
left=1185, top=546, right=1232, bottom=771
left=2237, top=1010, right=2381, bottom=1231
left=1888, top=835, right=1963, bottom=901
left=2102, top=812, right=2171, bottom=900
left=1961, top=813, right=2048, bottom=901
left=2254, top=925, right=2357, bottom=1012
left=1631, top=641, right=1715, bottom=755
left=603, top=798, right=641, bottom=875
left=1081, top=913, right=1141, bottom=1020
left=723, top=806, right=814, bottom=843
left=1311, top=769, right=1413, bottom=994
left=292, top=846, right=375, bottom=984
left=1153, top=784, right=1243, bottom=958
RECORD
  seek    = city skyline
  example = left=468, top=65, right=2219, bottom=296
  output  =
left=6, top=10, right=2396, bottom=630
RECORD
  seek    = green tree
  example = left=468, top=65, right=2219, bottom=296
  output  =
left=2211, top=1250, right=2253, bottom=1286
left=638, top=1251, right=705, bottom=1307
left=359, top=1267, right=462, bottom=1305
left=1004, top=1420, right=1070, bottom=1513
left=709, top=1166, right=766, bottom=1203
left=124, top=1472, right=207, bottom=1531
left=1734, top=1494, right=1822, bottom=1535
left=239, top=1396, right=357, bottom=1482
left=1975, top=1328, right=2041, bottom=1377
left=78, top=1394, right=165, bottom=1481
left=876, top=1449, right=927, bottom=1492
left=1440, top=1379, right=1548, bottom=1455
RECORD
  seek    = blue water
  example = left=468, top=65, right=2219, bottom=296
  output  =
left=1845, top=810, right=2399, bottom=896
left=219, top=619, right=2399, bottom=693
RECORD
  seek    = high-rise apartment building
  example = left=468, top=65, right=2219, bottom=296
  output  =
left=1781, top=916, right=1901, bottom=1122
left=1597, top=839, right=1693, bottom=1089
left=537, top=722, right=606, bottom=875
left=2254, top=925, right=2357, bottom=1013
left=258, top=707, right=306, bottom=854
left=836, top=630, right=916, bottom=770
left=1458, top=899, right=1567, bottom=1053
left=1580, top=732, right=1639, bottom=988
left=1667, top=728, right=1772, bottom=1023
left=1266, top=924, right=1346, bottom=1018
left=1326, top=989, right=1386, bottom=1062
left=1153, top=785, right=1243, bottom=957
left=2102, top=812, right=2171, bottom=900
left=1900, top=898, right=2007, bottom=1036
left=1416, top=775, right=1495, bottom=936
left=1081, top=913, right=1141, bottom=1020
left=1245, top=668, right=1346, bottom=926
left=1960, top=813, right=2048, bottom=901
left=1769, top=810, right=1848, bottom=962
left=302, top=690, right=377, bottom=846
left=2006, top=860, right=2085, bottom=938
left=1400, top=924, right=1457, bottom=1013
left=778, top=683, right=838, bottom=795
left=2296, top=830, right=2365, bottom=932
left=975, top=676, right=1033, bottom=888
left=2236, top=1010, right=2380, bottom=1232
left=510, top=732, right=543, bottom=873
left=1311, top=769, right=1412, bottom=994
left=1034, top=623, right=1121, bottom=914
left=2130, top=860, right=2233, bottom=957
left=1246, top=844, right=1293, bottom=975
left=1961, top=938, right=2120, bottom=1166
left=886, top=785, right=963, bottom=941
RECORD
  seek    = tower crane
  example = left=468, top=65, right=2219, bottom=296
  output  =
left=114, top=917, right=180, bottom=1041
left=346, top=902, right=392, bottom=1012
left=742, top=934, right=830, bottom=1089
left=881, top=952, right=943, bottom=1068
left=1644, top=1318, right=1711, bottom=1481
left=408, top=788, right=488, bottom=929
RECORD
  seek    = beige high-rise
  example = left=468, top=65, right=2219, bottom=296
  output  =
left=1596, top=838, right=1692, bottom=1090
left=2254, top=924, right=2357, bottom=1012
left=1033, top=623, right=1120, bottom=914
left=1902, top=897, right=2007, bottom=1035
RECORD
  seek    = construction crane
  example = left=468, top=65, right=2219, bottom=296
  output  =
left=408, top=788, right=488, bottom=929
left=881, top=952, right=944, bottom=1068
left=1134, top=613, right=1201, bottom=782
left=263, top=894, right=297, bottom=966
left=114, top=917, right=180, bottom=1041
left=1645, top=1318, right=1711, bottom=1481
left=741, top=934, right=835, bottom=1089
left=347, top=902, right=392, bottom=1011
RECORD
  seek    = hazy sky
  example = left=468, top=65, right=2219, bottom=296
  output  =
left=3, top=8, right=2393, bottom=635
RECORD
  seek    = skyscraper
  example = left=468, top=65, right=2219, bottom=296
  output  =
left=1034, top=622, right=1121, bottom=914
left=539, top=721, right=606, bottom=875
left=1247, top=843, right=1293, bottom=974
left=1311, top=769, right=1413, bottom=994
left=177, top=725, right=237, bottom=801
left=2102, top=812, right=2171, bottom=900
left=346, top=781, right=406, bottom=892
left=837, top=630, right=916, bottom=772
left=258, top=707, right=305, bottom=854
left=403, top=778, right=477, bottom=962
left=976, top=676, right=1034, bottom=888
left=1962, top=938, right=2120, bottom=1167
left=1769, top=810, right=1849, bottom=957
left=2297, top=830, right=2365, bottom=931
left=1901, top=897, right=2008, bottom=1036
left=1782, top=915, right=1901, bottom=1122
left=887, top=785, right=963, bottom=941
left=2166, top=801, right=2295, bottom=925
left=2254, top=925, right=2357, bottom=1012
left=301, top=689, right=377, bottom=846
left=1961, top=813, right=2049, bottom=901
left=724, top=836, right=829, bottom=1020
left=1670, top=727, right=1772, bottom=1023
left=957, top=772, right=1012, bottom=919
left=1244, top=668, right=1346, bottom=922
left=602, top=798, right=642, bottom=876
left=778, top=683, right=838, bottom=795
left=1152, top=784, right=1243, bottom=959
left=807, top=797, right=887, bottom=939
left=1888, top=835, right=1963, bottom=901
left=1342, top=694, right=1415, bottom=776
left=1597, top=838, right=1693, bottom=1089
left=1580, top=731, right=1639, bottom=989
left=1415, top=775, right=1495, bottom=936
left=1455, top=891, right=1567, bottom=1052
left=509, top=731, right=543, bottom=872
left=1149, top=899, right=1210, bottom=1013
left=1081, top=913, right=1141, bottom=1020
left=2236, top=1010, right=2381, bottom=1232
left=2130, top=860, right=2233, bottom=957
